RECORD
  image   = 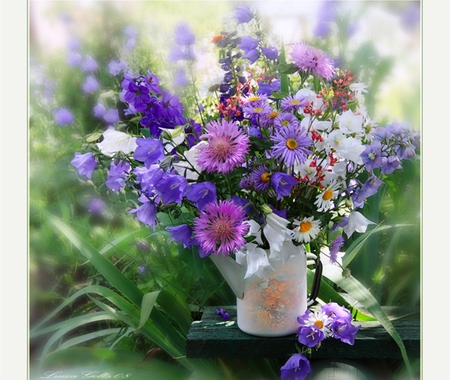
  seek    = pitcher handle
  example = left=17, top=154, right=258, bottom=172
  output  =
left=306, top=253, right=323, bottom=306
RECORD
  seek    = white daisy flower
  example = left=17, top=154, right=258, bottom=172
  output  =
left=314, top=182, right=340, bottom=212
left=292, top=216, right=321, bottom=243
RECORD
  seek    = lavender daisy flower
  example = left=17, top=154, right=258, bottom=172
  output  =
left=271, top=125, right=312, bottom=166
left=280, top=353, right=312, bottom=380
left=250, top=165, right=271, bottom=191
left=193, top=200, right=249, bottom=256
left=71, top=152, right=97, bottom=179
left=290, top=43, right=335, bottom=80
left=274, top=112, right=300, bottom=129
left=281, top=94, right=307, bottom=112
left=196, top=120, right=250, bottom=174
left=54, top=108, right=74, bottom=125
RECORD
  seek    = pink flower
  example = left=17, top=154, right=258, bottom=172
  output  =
left=290, top=43, right=335, bottom=80
left=193, top=200, right=249, bottom=256
left=196, top=119, right=250, bottom=173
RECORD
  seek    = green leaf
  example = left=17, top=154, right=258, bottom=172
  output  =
left=343, top=223, right=415, bottom=268
left=137, top=291, right=161, bottom=330
left=323, top=264, right=413, bottom=377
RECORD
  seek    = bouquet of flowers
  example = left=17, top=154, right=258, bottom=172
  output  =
left=70, top=4, right=420, bottom=378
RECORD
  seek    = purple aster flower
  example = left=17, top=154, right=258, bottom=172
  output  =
left=88, top=197, right=105, bottom=214
left=133, top=138, right=165, bottom=168
left=274, top=112, right=300, bottom=129
left=174, top=21, right=196, bottom=46
left=93, top=103, right=107, bottom=118
left=103, top=108, right=119, bottom=124
left=271, top=172, right=298, bottom=200
left=54, top=108, right=74, bottom=125
left=105, top=160, right=130, bottom=193
left=260, top=46, right=278, bottom=60
left=129, top=194, right=157, bottom=229
left=239, top=176, right=254, bottom=190
left=216, top=308, right=230, bottom=320
left=281, top=94, right=307, bottom=112
left=242, top=99, right=272, bottom=119
left=360, top=140, right=383, bottom=172
left=154, top=173, right=187, bottom=204
left=81, top=55, right=98, bottom=72
left=193, top=200, right=249, bottom=256
left=186, top=182, right=217, bottom=210
left=271, top=125, right=312, bottom=166
left=166, top=224, right=196, bottom=248
left=234, top=5, right=253, bottom=24
left=196, top=119, right=250, bottom=174
left=290, top=43, right=335, bottom=80
left=250, top=165, right=271, bottom=191
left=82, top=75, right=99, bottom=93
left=280, top=353, right=312, bottom=380
left=71, top=152, right=97, bottom=179
left=329, top=235, right=344, bottom=263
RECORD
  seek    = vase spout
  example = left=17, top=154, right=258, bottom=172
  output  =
left=210, top=254, right=245, bottom=299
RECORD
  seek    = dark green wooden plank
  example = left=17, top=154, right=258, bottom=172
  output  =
left=186, top=306, right=420, bottom=359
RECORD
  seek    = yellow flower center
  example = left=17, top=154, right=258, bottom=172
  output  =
left=314, top=320, right=324, bottom=329
left=261, top=172, right=271, bottom=182
left=299, top=221, right=312, bottom=233
left=254, top=107, right=264, bottom=113
left=286, top=138, right=298, bottom=150
left=269, top=111, right=280, bottom=119
left=282, top=120, right=289, bottom=127
left=248, top=96, right=260, bottom=102
left=322, top=188, right=333, bottom=201
left=289, top=99, right=300, bottom=105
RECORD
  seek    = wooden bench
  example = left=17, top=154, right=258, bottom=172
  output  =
left=186, top=306, right=420, bottom=380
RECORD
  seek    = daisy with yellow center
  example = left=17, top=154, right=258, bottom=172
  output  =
left=314, top=182, right=340, bottom=212
left=292, top=216, right=321, bottom=243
